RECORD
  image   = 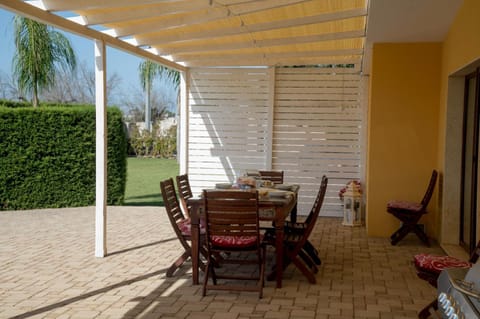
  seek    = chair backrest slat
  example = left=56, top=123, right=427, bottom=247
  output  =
left=420, top=170, right=438, bottom=210
left=258, top=170, right=284, bottom=184
left=302, top=175, right=328, bottom=246
left=160, top=178, right=187, bottom=240
left=176, top=174, right=193, bottom=217
left=203, top=190, right=260, bottom=240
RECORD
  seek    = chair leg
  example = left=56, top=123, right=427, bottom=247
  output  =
left=413, top=224, right=431, bottom=247
left=390, top=222, right=431, bottom=246
left=303, top=240, right=321, bottom=265
left=258, top=246, right=266, bottom=299
left=291, top=255, right=317, bottom=283
left=418, top=298, right=438, bottom=319
left=166, top=250, right=191, bottom=277
left=202, top=257, right=219, bottom=297
left=299, top=249, right=318, bottom=274
left=390, top=224, right=411, bottom=245
left=268, top=244, right=319, bottom=282
left=267, top=252, right=292, bottom=282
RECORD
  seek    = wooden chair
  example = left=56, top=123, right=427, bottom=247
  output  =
left=283, top=179, right=325, bottom=266
left=176, top=174, right=193, bottom=218
left=268, top=176, right=328, bottom=283
left=387, top=170, right=438, bottom=246
left=258, top=170, right=284, bottom=184
left=413, top=241, right=480, bottom=318
left=202, top=189, right=266, bottom=298
left=160, top=178, right=207, bottom=277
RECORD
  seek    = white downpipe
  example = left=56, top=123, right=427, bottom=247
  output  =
left=94, top=39, right=107, bottom=258
left=265, top=67, right=275, bottom=170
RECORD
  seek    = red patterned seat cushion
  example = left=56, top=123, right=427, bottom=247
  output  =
left=387, top=200, right=423, bottom=212
left=413, top=253, right=471, bottom=274
left=178, top=218, right=206, bottom=236
left=211, top=235, right=261, bottom=248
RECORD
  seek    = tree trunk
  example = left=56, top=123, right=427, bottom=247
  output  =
left=145, top=81, right=151, bottom=132
left=33, top=83, right=39, bottom=107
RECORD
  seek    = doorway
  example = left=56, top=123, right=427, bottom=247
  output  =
left=460, top=68, right=480, bottom=254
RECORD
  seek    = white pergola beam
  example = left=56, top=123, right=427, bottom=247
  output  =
left=184, top=56, right=362, bottom=67
left=100, top=0, right=309, bottom=37
left=178, top=49, right=364, bottom=65
left=68, top=0, right=213, bottom=26
left=135, top=8, right=368, bottom=46
left=102, top=7, right=231, bottom=37
left=26, top=0, right=185, bottom=12
left=157, top=30, right=365, bottom=56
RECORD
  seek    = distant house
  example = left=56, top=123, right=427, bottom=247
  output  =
left=125, top=116, right=177, bottom=137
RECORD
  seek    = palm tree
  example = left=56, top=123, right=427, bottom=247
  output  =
left=13, top=16, right=76, bottom=107
left=139, top=60, right=180, bottom=132
left=139, top=60, right=161, bottom=132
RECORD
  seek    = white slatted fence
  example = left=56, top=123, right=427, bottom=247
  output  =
left=273, top=67, right=363, bottom=216
left=188, top=68, right=271, bottom=192
left=187, top=66, right=364, bottom=217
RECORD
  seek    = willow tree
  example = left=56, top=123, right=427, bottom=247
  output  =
left=13, top=16, right=77, bottom=107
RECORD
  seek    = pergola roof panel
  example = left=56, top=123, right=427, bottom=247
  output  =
left=6, top=0, right=369, bottom=68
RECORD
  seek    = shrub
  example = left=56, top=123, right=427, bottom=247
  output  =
left=0, top=104, right=127, bottom=210
left=127, top=123, right=177, bottom=158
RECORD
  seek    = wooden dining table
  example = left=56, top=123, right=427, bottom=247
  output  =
left=188, top=185, right=299, bottom=289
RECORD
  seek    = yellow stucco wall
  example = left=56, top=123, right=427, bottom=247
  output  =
left=442, top=0, right=480, bottom=76
left=367, top=43, right=441, bottom=237
left=436, top=0, right=480, bottom=242
left=438, top=0, right=480, bottom=172
left=363, top=0, right=480, bottom=240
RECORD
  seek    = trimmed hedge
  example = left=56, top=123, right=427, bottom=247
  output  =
left=0, top=105, right=127, bottom=210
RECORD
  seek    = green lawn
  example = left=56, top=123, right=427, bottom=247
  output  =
left=124, top=157, right=179, bottom=206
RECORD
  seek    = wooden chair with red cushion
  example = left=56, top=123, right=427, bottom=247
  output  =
left=265, top=176, right=328, bottom=283
left=202, top=189, right=266, bottom=298
left=282, top=176, right=329, bottom=266
left=387, top=170, right=438, bottom=246
left=413, top=241, right=480, bottom=318
left=160, top=178, right=208, bottom=277
left=281, top=175, right=328, bottom=283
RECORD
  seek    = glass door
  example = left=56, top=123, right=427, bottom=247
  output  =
left=460, top=69, right=480, bottom=253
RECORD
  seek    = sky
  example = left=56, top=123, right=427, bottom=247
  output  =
left=0, top=8, right=177, bottom=112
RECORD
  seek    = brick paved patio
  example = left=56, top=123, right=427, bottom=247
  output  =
left=0, top=206, right=444, bottom=318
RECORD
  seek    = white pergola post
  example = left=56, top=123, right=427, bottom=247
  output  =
left=179, top=70, right=189, bottom=175
left=95, top=39, right=107, bottom=257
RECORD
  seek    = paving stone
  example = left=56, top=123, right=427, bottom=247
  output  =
left=0, top=207, right=445, bottom=318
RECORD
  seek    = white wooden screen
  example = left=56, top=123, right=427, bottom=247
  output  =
left=187, top=66, right=363, bottom=217
left=273, top=67, right=363, bottom=216
left=188, top=68, right=272, bottom=191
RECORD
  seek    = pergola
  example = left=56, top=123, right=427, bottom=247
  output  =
left=0, top=0, right=462, bottom=256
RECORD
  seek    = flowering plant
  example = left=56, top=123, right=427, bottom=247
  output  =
left=339, top=180, right=362, bottom=200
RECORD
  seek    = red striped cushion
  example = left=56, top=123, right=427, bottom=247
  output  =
left=211, top=235, right=260, bottom=248
left=178, top=218, right=206, bottom=236
left=413, top=253, right=471, bottom=274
